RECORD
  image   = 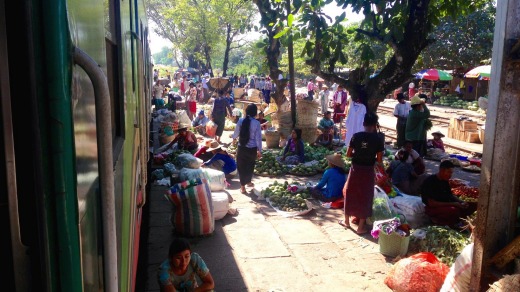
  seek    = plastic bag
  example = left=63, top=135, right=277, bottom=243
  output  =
left=370, top=186, right=395, bottom=222
left=375, top=164, right=393, bottom=194
left=440, top=243, right=474, bottom=292
left=176, top=110, right=192, bottom=126
left=206, top=120, right=217, bottom=138
left=177, top=153, right=203, bottom=169
left=200, top=168, right=226, bottom=191
left=151, top=169, right=165, bottom=180
left=179, top=168, right=205, bottom=182
left=385, top=252, right=450, bottom=292
left=163, top=163, right=177, bottom=175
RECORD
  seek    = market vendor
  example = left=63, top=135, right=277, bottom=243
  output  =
left=313, top=126, right=333, bottom=150
left=318, top=111, right=338, bottom=138
left=230, top=105, right=242, bottom=123
left=386, top=150, right=418, bottom=195
left=256, top=112, right=269, bottom=130
left=427, top=131, right=446, bottom=152
left=192, top=110, right=209, bottom=135
left=279, top=129, right=305, bottom=165
left=194, top=139, right=216, bottom=162
left=420, top=160, right=477, bottom=228
left=201, top=141, right=237, bottom=178
left=164, top=124, right=198, bottom=152
left=308, top=153, right=347, bottom=202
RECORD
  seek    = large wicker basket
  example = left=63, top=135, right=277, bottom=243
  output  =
left=265, top=131, right=280, bottom=148
left=296, top=100, right=319, bottom=127
left=378, top=232, right=410, bottom=257
left=487, top=274, right=520, bottom=291
left=299, top=126, right=319, bottom=144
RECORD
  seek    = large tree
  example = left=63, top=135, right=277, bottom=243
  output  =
left=256, top=0, right=486, bottom=111
left=417, top=4, right=495, bottom=70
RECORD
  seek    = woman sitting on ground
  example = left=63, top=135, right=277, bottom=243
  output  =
left=157, top=237, right=214, bottom=292
left=309, top=153, right=347, bottom=202
left=201, top=141, right=238, bottom=178
left=194, top=139, right=216, bottom=162
left=427, top=131, right=446, bottom=153
left=164, top=124, right=198, bottom=152
left=279, top=129, right=305, bottom=165
left=313, top=126, right=333, bottom=150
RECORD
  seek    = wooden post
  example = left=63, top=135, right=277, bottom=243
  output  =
left=470, top=1, right=520, bottom=291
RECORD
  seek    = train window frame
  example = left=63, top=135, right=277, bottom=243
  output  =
left=106, top=0, right=125, bottom=158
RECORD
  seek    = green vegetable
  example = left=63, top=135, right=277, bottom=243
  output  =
left=409, top=226, right=470, bottom=265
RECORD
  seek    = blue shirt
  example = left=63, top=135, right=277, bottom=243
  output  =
left=315, top=167, right=347, bottom=199
left=204, top=153, right=237, bottom=174
left=192, top=115, right=209, bottom=127
left=232, top=117, right=262, bottom=150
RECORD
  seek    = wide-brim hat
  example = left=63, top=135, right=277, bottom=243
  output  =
left=431, top=131, right=445, bottom=138
left=410, top=95, right=425, bottom=105
left=177, top=123, right=190, bottom=131
left=326, top=153, right=346, bottom=170
left=206, top=141, right=224, bottom=152
left=322, top=84, right=329, bottom=89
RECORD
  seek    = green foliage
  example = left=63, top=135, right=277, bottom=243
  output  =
left=153, top=46, right=174, bottom=66
left=417, top=4, right=495, bottom=70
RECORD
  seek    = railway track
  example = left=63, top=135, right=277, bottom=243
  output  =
left=377, top=106, right=450, bottom=127
left=378, top=124, right=477, bottom=155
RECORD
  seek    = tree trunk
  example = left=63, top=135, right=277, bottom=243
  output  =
left=286, top=0, right=296, bottom=128
left=222, top=23, right=232, bottom=77
left=204, top=45, right=214, bottom=77
left=253, top=0, right=288, bottom=109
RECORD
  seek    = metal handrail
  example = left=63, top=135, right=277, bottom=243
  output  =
left=73, top=47, right=118, bottom=292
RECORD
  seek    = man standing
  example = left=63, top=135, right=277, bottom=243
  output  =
left=307, top=79, right=315, bottom=99
left=421, top=160, right=477, bottom=228
left=332, top=85, right=347, bottom=122
left=152, top=79, right=164, bottom=108
left=393, top=93, right=411, bottom=148
left=202, top=73, right=210, bottom=101
left=406, top=94, right=430, bottom=157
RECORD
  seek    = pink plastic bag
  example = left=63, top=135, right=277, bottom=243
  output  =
left=385, top=252, right=450, bottom=292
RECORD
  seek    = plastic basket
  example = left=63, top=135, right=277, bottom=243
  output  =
left=378, top=232, right=410, bottom=257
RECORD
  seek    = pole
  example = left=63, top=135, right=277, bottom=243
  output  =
left=286, top=0, right=296, bottom=128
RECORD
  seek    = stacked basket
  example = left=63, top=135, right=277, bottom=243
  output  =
left=295, top=100, right=319, bottom=143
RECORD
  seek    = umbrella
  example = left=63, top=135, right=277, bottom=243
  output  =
left=415, top=69, right=453, bottom=81
left=315, top=76, right=324, bottom=82
left=207, top=77, right=231, bottom=92
left=464, top=65, right=491, bottom=80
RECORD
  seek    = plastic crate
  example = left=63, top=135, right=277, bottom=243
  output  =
left=378, top=232, right=410, bottom=257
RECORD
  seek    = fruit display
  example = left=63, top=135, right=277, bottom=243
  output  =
left=288, top=164, right=318, bottom=176
left=254, top=150, right=290, bottom=176
left=433, top=95, right=480, bottom=111
left=316, top=158, right=329, bottom=172
left=452, top=186, right=479, bottom=202
left=303, top=143, right=335, bottom=161
left=262, top=181, right=310, bottom=212
left=224, top=119, right=236, bottom=130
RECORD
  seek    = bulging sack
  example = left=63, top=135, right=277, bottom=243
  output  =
left=201, top=168, right=226, bottom=191
left=206, top=121, right=217, bottom=138
left=166, top=178, right=214, bottom=236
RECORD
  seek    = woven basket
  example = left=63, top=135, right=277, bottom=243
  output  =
left=296, top=100, right=319, bottom=127
left=265, top=131, right=280, bottom=148
left=487, top=274, right=520, bottom=291
left=378, top=232, right=410, bottom=257
left=299, top=126, right=319, bottom=144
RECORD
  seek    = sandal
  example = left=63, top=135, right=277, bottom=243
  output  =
left=352, top=217, right=360, bottom=225
left=240, top=188, right=247, bottom=194
left=356, top=229, right=369, bottom=235
left=246, top=182, right=255, bottom=187
left=338, top=219, right=350, bottom=229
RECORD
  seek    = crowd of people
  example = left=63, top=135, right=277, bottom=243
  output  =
left=154, top=72, right=475, bottom=290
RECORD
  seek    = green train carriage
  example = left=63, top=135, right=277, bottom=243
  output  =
left=1, top=0, right=152, bottom=290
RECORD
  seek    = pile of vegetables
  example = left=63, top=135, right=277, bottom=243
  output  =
left=254, top=151, right=289, bottom=176
left=288, top=164, right=318, bottom=176
left=452, top=186, right=479, bottom=202
left=433, top=95, right=480, bottom=111
left=224, top=119, right=236, bottom=130
left=449, top=179, right=467, bottom=189
left=164, top=150, right=191, bottom=166
left=262, top=181, right=310, bottom=212
left=303, top=143, right=335, bottom=161
left=409, top=226, right=471, bottom=265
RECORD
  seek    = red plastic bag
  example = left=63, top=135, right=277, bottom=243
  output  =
left=330, top=197, right=344, bottom=209
left=206, top=120, right=217, bottom=138
left=375, top=164, right=392, bottom=194
left=385, top=252, right=450, bottom=292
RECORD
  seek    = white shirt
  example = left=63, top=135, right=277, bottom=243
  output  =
left=202, top=78, right=208, bottom=89
left=395, top=149, right=420, bottom=164
left=393, top=101, right=411, bottom=118
left=153, top=84, right=164, bottom=98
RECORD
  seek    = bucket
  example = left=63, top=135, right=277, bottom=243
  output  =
left=378, top=232, right=410, bottom=257
left=265, top=131, right=280, bottom=148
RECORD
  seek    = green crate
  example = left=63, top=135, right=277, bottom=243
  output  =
left=378, top=232, right=410, bottom=257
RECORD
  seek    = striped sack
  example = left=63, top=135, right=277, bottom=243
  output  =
left=167, top=178, right=214, bottom=236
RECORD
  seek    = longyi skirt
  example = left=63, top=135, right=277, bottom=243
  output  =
left=344, top=163, right=375, bottom=219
